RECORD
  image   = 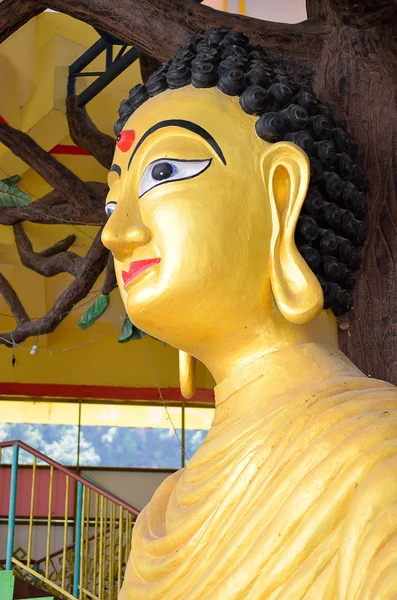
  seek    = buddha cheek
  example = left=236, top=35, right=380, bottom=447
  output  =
left=157, top=202, right=237, bottom=283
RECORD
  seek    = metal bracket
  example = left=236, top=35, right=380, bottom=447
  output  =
left=68, top=35, right=139, bottom=107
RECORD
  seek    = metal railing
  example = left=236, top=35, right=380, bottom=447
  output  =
left=0, top=440, right=140, bottom=600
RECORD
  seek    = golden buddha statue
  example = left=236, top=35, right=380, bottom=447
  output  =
left=101, top=29, right=397, bottom=600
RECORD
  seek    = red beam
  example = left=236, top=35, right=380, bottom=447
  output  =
left=49, top=144, right=91, bottom=156
left=0, top=382, right=215, bottom=404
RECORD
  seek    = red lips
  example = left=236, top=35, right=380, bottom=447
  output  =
left=122, top=258, right=161, bottom=286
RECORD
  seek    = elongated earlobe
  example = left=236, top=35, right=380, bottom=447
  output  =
left=262, top=142, right=324, bottom=324
left=179, top=350, right=196, bottom=399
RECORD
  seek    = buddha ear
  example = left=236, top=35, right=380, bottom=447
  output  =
left=261, top=141, right=324, bottom=324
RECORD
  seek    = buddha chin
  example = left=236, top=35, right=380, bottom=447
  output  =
left=102, top=29, right=397, bottom=600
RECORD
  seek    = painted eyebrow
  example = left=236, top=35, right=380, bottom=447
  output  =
left=109, top=164, right=122, bottom=176
left=127, top=119, right=226, bottom=171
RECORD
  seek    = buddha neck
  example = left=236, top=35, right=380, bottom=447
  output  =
left=213, top=341, right=365, bottom=424
left=196, top=308, right=340, bottom=383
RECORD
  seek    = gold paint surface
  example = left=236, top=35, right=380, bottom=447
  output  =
left=179, top=350, right=196, bottom=400
left=102, top=85, right=397, bottom=599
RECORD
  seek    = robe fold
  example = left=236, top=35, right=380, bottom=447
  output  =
left=120, top=343, right=397, bottom=600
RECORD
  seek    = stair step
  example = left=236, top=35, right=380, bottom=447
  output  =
left=0, top=571, right=14, bottom=600
left=0, top=571, right=56, bottom=600
left=14, top=575, right=56, bottom=600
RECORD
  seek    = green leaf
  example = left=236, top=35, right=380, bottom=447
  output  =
left=0, top=180, right=29, bottom=207
left=1, top=175, right=21, bottom=186
left=118, top=315, right=146, bottom=343
left=77, top=294, right=110, bottom=330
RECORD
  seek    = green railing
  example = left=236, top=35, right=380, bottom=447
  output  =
left=0, top=440, right=140, bottom=600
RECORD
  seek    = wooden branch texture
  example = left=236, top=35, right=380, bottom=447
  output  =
left=0, top=231, right=109, bottom=346
left=139, top=51, right=162, bottom=84
left=0, top=0, right=44, bottom=44
left=331, top=0, right=395, bottom=25
left=0, top=122, right=99, bottom=213
left=102, top=254, right=117, bottom=295
left=0, top=272, right=30, bottom=325
left=66, top=95, right=115, bottom=170
left=13, top=223, right=83, bottom=277
left=327, top=22, right=397, bottom=383
left=0, top=183, right=107, bottom=226
left=0, top=0, right=325, bottom=67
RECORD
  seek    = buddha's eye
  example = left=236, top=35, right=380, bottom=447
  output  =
left=105, top=201, right=117, bottom=217
left=139, top=158, right=211, bottom=198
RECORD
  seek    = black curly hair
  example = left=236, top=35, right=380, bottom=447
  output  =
left=114, top=29, right=368, bottom=316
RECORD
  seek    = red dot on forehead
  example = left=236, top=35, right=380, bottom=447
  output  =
left=117, top=129, right=136, bottom=152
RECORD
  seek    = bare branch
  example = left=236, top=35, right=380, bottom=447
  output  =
left=0, top=122, right=98, bottom=213
left=0, top=0, right=44, bottom=44
left=0, top=0, right=325, bottom=67
left=102, top=253, right=117, bottom=295
left=139, top=51, right=162, bottom=84
left=13, top=223, right=82, bottom=277
left=0, top=230, right=109, bottom=347
left=0, top=183, right=107, bottom=226
left=0, top=204, right=76, bottom=226
left=66, top=95, right=115, bottom=170
left=39, top=235, right=76, bottom=257
left=0, top=272, right=30, bottom=325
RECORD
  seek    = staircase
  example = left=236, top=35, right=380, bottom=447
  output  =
left=0, top=440, right=140, bottom=600
left=0, top=570, right=55, bottom=599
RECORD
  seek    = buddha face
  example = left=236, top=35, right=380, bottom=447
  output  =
left=102, top=86, right=321, bottom=351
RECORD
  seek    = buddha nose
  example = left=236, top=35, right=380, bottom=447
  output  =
left=102, top=220, right=151, bottom=261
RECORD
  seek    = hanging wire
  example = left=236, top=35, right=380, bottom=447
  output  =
left=11, top=333, right=16, bottom=367
left=0, top=325, right=116, bottom=354
left=27, top=205, right=98, bottom=241
left=0, top=165, right=102, bottom=238
left=0, top=290, right=102, bottom=321
left=142, top=337, right=190, bottom=462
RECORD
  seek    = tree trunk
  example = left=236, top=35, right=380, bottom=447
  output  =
left=305, top=1, right=397, bottom=382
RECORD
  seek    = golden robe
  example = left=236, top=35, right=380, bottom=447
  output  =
left=120, top=343, right=397, bottom=599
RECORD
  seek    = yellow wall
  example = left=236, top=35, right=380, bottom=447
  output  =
left=0, top=13, right=214, bottom=395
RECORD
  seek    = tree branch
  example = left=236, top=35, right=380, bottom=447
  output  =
left=306, top=0, right=397, bottom=25
left=66, top=95, right=115, bottom=170
left=0, top=122, right=98, bottom=213
left=139, top=51, right=162, bottom=84
left=39, top=234, right=76, bottom=257
left=0, top=230, right=109, bottom=347
left=13, top=223, right=83, bottom=277
left=0, top=0, right=44, bottom=44
left=0, top=272, right=30, bottom=325
left=0, top=183, right=107, bottom=226
left=102, top=253, right=117, bottom=295
left=0, top=0, right=326, bottom=67
left=306, top=0, right=330, bottom=20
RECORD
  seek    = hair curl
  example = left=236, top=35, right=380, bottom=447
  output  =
left=114, top=29, right=368, bottom=316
